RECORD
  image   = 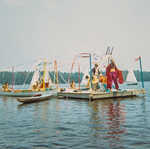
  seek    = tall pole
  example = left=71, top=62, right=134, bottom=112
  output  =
left=54, top=60, right=58, bottom=89
left=43, top=60, right=46, bottom=91
left=89, top=53, right=92, bottom=89
left=78, top=62, right=80, bottom=90
left=12, top=66, right=14, bottom=90
left=139, top=56, right=144, bottom=88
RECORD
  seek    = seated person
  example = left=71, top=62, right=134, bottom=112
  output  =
left=99, top=73, right=108, bottom=91
left=45, top=82, right=49, bottom=88
left=32, top=81, right=39, bottom=91
left=92, top=75, right=100, bottom=91
left=70, top=80, right=76, bottom=89
left=2, top=82, right=11, bottom=92
left=85, top=75, right=90, bottom=88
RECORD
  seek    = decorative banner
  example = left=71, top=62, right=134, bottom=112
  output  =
left=79, top=53, right=90, bottom=58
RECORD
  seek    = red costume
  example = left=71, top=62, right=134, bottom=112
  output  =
left=106, top=63, right=124, bottom=90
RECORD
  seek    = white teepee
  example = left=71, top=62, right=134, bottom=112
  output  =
left=126, top=70, right=138, bottom=85
left=29, top=68, right=40, bottom=89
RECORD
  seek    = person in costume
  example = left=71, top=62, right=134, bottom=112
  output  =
left=92, top=63, right=100, bottom=90
left=106, top=59, right=124, bottom=90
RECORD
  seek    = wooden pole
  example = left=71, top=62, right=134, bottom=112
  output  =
left=139, top=56, right=144, bottom=88
left=54, top=60, right=58, bottom=89
left=89, top=53, right=92, bottom=89
left=43, top=60, right=46, bottom=91
left=78, top=62, right=80, bottom=90
left=12, top=66, right=14, bottom=90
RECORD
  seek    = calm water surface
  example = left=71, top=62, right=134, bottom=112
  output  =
left=0, top=82, right=150, bottom=149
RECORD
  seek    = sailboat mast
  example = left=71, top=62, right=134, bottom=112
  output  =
left=78, top=62, right=80, bottom=90
left=139, top=56, right=144, bottom=88
left=12, top=66, right=14, bottom=90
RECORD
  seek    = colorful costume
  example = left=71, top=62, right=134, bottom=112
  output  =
left=106, top=63, right=123, bottom=90
left=99, top=75, right=107, bottom=91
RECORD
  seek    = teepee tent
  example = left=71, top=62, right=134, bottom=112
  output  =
left=29, top=68, right=40, bottom=89
left=126, top=70, right=138, bottom=85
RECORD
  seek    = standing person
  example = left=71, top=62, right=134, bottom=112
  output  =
left=91, top=63, right=100, bottom=90
left=92, top=63, right=100, bottom=77
left=106, top=59, right=123, bottom=91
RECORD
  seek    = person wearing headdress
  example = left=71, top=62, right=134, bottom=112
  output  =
left=91, top=63, right=100, bottom=90
left=106, top=59, right=124, bottom=90
left=92, top=63, right=100, bottom=76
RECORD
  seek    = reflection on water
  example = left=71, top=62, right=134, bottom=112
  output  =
left=0, top=82, right=150, bottom=149
left=88, top=99, right=126, bottom=149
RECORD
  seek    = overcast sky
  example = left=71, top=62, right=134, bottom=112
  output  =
left=0, top=0, right=149, bottom=71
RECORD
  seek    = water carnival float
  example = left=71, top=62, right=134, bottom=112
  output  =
left=0, top=59, right=57, bottom=97
left=57, top=48, right=146, bottom=100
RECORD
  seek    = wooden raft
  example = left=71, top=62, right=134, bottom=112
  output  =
left=57, top=89, right=146, bottom=100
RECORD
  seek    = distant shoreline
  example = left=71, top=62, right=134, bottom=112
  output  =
left=0, top=70, right=150, bottom=85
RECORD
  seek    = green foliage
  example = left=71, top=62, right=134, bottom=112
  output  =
left=0, top=70, right=149, bottom=85
left=122, top=70, right=150, bottom=82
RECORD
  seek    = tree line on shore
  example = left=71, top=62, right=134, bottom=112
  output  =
left=0, top=70, right=150, bottom=85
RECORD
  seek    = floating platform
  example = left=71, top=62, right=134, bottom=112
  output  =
left=0, top=88, right=54, bottom=97
left=57, top=88, right=146, bottom=100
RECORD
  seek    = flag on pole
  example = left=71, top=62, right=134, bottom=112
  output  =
left=135, top=56, right=141, bottom=62
left=79, top=52, right=90, bottom=58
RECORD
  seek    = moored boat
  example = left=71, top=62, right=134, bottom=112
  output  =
left=17, top=92, right=56, bottom=103
left=0, top=89, right=53, bottom=97
left=0, top=59, right=56, bottom=97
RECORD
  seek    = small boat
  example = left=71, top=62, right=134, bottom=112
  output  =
left=126, top=70, right=138, bottom=85
left=17, top=92, right=56, bottom=103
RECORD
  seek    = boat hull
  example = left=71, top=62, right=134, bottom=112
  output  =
left=0, top=89, right=55, bottom=97
left=17, top=93, right=55, bottom=103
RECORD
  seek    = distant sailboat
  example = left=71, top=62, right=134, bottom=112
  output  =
left=126, top=70, right=138, bottom=85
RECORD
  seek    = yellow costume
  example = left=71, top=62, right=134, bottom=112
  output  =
left=70, top=81, right=76, bottom=89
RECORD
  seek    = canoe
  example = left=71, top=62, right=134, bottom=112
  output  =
left=57, top=88, right=146, bottom=100
left=17, top=93, right=55, bottom=103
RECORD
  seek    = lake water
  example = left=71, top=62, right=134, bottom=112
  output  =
left=0, top=82, right=150, bottom=149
